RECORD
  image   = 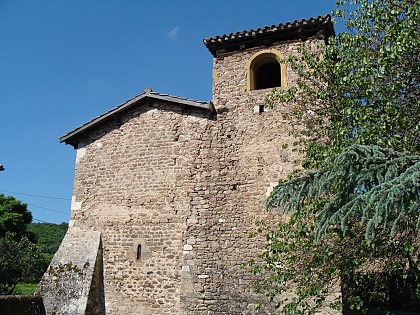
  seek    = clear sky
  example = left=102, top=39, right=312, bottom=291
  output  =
left=0, top=0, right=339, bottom=224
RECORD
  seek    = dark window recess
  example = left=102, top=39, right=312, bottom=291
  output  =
left=256, top=62, right=281, bottom=90
left=136, top=244, right=142, bottom=261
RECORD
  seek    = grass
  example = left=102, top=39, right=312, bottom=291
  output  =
left=15, top=283, right=38, bottom=295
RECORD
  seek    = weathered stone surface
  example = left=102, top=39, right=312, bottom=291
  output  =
left=42, top=25, right=339, bottom=314
left=37, top=228, right=102, bottom=315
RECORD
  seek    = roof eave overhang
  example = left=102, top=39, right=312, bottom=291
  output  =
left=204, top=15, right=335, bottom=57
left=60, top=93, right=212, bottom=149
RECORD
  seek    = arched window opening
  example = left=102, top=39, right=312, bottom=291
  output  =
left=136, top=244, right=142, bottom=261
left=246, top=50, right=286, bottom=91
left=255, top=61, right=281, bottom=90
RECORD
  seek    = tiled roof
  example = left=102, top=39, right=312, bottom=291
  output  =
left=60, top=89, right=213, bottom=148
left=203, top=14, right=334, bottom=57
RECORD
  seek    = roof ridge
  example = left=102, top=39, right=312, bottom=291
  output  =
left=152, top=91, right=209, bottom=104
left=60, top=90, right=212, bottom=148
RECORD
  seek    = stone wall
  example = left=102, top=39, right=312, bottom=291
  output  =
left=37, top=227, right=102, bottom=315
left=49, top=36, right=340, bottom=314
left=68, top=101, right=213, bottom=314
left=179, top=40, right=313, bottom=314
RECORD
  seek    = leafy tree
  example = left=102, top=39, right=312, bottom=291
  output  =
left=266, top=0, right=419, bottom=168
left=248, top=0, right=420, bottom=313
left=0, top=194, right=32, bottom=238
left=0, top=195, right=49, bottom=294
left=27, top=222, right=68, bottom=271
left=0, top=232, right=45, bottom=295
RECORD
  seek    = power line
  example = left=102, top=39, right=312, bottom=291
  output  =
left=32, top=218, right=50, bottom=223
left=33, top=218, right=69, bottom=225
left=28, top=203, right=69, bottom=215
left=0, top=189, right=71, bottom=201
left=32, top=218, right=68, bottom=225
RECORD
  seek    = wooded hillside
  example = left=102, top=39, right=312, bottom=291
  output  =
left=27, top=222, right=68, bottom=259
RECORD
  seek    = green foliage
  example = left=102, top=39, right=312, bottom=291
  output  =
left=15, top=283, right=38, bottom=295
left=251, top=0, right=420, bottom=313
left=27, top=222, right=68, bottom=255
left=256, top=145, right=420, bottom=313
left=247, top=208, right=419, bottom=314
left=267, top=145, right=420, bottom=240
left=0, top=196, right=67, bottom=295
left=267, top=0, right=419, bottom=168
left=0, top=233, right=45, bottom=295
left=246, top=207, right=342, bottom=314
left=0, top=194, right=32, bottom=239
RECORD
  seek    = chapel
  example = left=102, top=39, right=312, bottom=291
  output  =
left=38, top=15, right=334, bottom=315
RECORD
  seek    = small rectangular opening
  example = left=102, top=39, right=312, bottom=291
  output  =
left=254, top=104, right=265, bottom=113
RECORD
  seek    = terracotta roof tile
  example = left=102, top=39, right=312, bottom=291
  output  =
left=203, top=15, right=334, bottom=56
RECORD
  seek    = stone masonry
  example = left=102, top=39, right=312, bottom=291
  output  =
left=38, top=228, right=103, bottom=314
left=38, top=15, right=336, bottom=315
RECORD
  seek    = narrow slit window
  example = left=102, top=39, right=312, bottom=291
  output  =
left=136, top=244, right=142, bottom=261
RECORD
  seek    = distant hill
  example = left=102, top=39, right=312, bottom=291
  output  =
left=27, top=222, right=68, bottom=258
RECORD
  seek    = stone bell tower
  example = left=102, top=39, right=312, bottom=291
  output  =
left=205, top=14, right=334, bottom=111
left=178, top=14, right=335, bottom=314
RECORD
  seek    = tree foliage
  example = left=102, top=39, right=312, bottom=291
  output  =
left=267, top=0, right=419, bottom=168
left=0, top=232, right=45, bottom=295
left=258, top=145, right=420, bottom=313
left=0, top=194, right=32, bottom=239
left=267, top=145, right=419, bottom=240
left=250, top=198, right=419, bottom=314
left=248, top=0, right=420, bottom=313
left=0, top=195, right=53, bottom=295
left=27, top=222, right=68, bottom=256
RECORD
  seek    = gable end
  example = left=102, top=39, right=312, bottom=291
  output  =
left=60, top=91, right=213, bottom=148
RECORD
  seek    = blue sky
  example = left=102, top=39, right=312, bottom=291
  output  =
left=0, top=0, right=339, bottom=224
